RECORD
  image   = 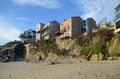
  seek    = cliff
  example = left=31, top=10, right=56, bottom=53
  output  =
left=25, top=30, right=120, bottom=61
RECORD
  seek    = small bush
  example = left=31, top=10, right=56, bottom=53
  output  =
left=80, top=43, right=109, bottom=58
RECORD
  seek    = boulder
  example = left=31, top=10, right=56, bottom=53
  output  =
left=113, top=56, right=119, bottom=60
left=90, top=54, right=98, bottom=61
left=107, top=57, right=113, bottom=60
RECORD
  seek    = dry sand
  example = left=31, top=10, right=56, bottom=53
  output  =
left=0, top=60, right=120, bottom=79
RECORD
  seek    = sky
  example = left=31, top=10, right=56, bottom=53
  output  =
left=0, top=0, right=120, bottom=45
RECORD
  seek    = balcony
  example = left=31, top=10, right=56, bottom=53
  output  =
left=106, top=26, right=115, bottom=31
left=42, top=31, right=48, bottom=36
left=115, top=28, right=120, bottom=33
left=36, top=30, right=40, bottom=33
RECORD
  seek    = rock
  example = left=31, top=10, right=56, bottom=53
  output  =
left=98, top=53, right=104, bottom=60
left=48, top=61, right=61, bottom=65
left=51, top=61, right=55, bottom=65
left=119, top=57, right=120, bottom=60
left=90, top=54, right=98, bottom=61
left=107, top=57, right=113, bottom=60
left=113, top=57, right=119, bottom=60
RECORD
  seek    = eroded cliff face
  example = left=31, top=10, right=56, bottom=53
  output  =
left=108, top=34, right=120, bottom=56
left=56, top=39, right=81, bottom=57
left=25, top=34, right=120, bottom=61
left=25, top=39, right=81, bottom=61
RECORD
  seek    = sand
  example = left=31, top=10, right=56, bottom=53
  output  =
left=0, top=60, right=120, bottom=79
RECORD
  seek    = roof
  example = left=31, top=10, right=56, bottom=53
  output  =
left=31, top=30, right=36, bottom=33
left=38, top=22, right=45, bottom=25
left=61, top=16, right=83, bottom=23
left=115, top=4, right=120, bottom=9
left=40, top=20, right=59, bottom=31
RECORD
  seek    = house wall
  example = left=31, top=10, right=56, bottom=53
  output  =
left=36, top=23, right=45, bottom=41
left=41, top=21, right=60, bottom=39
left=48, top=21, right=60, bottom=37
left=60, top=18, right=72, bottom=37
left=19, top=29, right=36, bottom=43
left=100, top=22, right=115, bottom=30
left=60, top=16, right=82, bottom=38
left=71, top=17, right=82, bottom=38
left=115, top=4, right=120, bottom=33
left=115, top=4, right=120, bottom=20
left=87, top=18, right=96, bottom=33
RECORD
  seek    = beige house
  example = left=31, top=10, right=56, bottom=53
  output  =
left=36, top=23, right=45, bottom=41
left=100, top=22, right=115, bottom=32
left=19, top=29, right=36, bottom=43
left=36, top=20, right=60, bottom=40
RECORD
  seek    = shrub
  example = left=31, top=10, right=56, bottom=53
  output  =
left=80, top=43, right=109, bottom=58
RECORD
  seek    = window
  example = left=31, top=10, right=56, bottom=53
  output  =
left=62, top=27, right=66, bottom=32
left=37, top=26, right=39, bottom=30
left=82, top=28, right=86, bottom=33
left=116, top=20, right=120, bottom=29
left=68, top=26, right=70, bottom=31
left=116, top=13, right=120, bottom=20
left=73, top=25, right=76, bottom=31
left=68, top=19, right=70, bottom=22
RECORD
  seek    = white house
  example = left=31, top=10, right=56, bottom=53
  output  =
left=19, top=29, right=36, bottom=43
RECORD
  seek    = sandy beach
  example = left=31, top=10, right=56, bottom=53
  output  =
left=0, top=60, right=120, bottom=79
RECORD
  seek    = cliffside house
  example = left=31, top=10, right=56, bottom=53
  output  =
left=59, top=16, right=83, bottom=39
left=58, top=16, right=96, bottom=39
left=36, top=23, right=45, bottom=41
left=100, top=22, right=115, bottom=32
left=36, top=20, right=60, bottom=40
left=81, top=18, right=96, bottom=34
left=19, top=29, right=36, bottom=43
left=114, top=4, right=120, bottom=33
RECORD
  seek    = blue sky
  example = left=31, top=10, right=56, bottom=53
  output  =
left=0, top=0, right=120, bottom=45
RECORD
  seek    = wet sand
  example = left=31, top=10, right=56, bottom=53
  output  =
left=0, top=60, right=120, bottom=79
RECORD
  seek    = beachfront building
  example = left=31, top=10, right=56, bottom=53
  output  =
left=115, top=4, right=120, bottom=33
left=19, top=29, right=36, bottom=43
left=57, top=16, right=97, bottom=39
left=100, top=22, right=115, bottom=32
left=37, top=20, right=60, bottom=40
left=36, top=23, right=45, bottom=41
left=81, top=18, right=96, bottom=34
left=60, top=16, right=83, bottom=39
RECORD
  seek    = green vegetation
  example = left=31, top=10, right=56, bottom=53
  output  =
left=28, top=29, right=120, bottom=59
left=107, top=38, right=115, bottom=48
left=115, top=34, right=120, bottom=41
left=106, top=34, right=120, bottom=57
left=80, top=43, right=109, bottom=58
left=76, top=29, right=114, bottom=59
